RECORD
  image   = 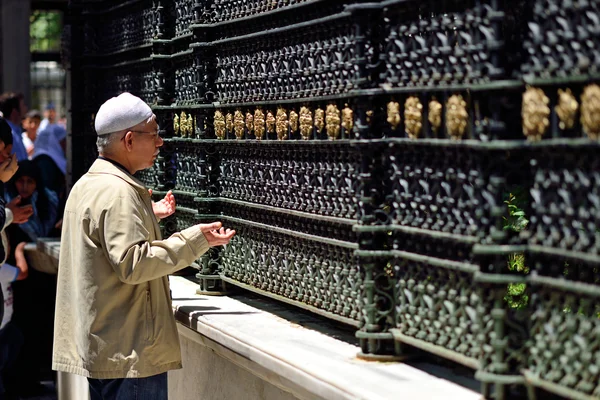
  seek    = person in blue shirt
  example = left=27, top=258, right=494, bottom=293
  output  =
left=0, top=93, right=28, bottom=162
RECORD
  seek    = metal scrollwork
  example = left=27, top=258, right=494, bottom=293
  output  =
left=173, top=113, right=180, bottom=136
left=299, top=106, right=312, bottom=140
left=404, top=97, right=423, bottom=139
left=556, top=88, right=578, bottom=131
left=254, top=109, right=265, bottom=140
left=214, top=111, right=226, bottom=139
left=266, top=111, right=275, bottom=134
left=428, top=99, right=442, bottom=134
left=522, top=87, right=550, bottom=141
left=341, top=106, right=353, bottom=133
left=314, top=108, right=325, bottom=134
left=245, top=112, right=254, bottom=134
left=446, top=95, right=468, bottom=140
left=325, top=104, right=341, bottom=140
left=234, top=110, right=245, bottom=139
left=581, top=84, right=600, bottom=140
left=276, top=108, right=288, bottom=140
left=387, top=101, right=401, bottom=130
left=289, top=110, right=299, bottom=133
left=225, top=112, right=233, bottom=136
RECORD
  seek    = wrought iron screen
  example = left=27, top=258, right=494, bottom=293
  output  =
left=68, top=0, right=600, bottom=399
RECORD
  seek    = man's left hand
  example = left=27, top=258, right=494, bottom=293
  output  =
left=150, top=189, right=176, bottom=219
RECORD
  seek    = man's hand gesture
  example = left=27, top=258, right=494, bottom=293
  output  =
left=200, top=222, right=235, bottom=247
left=150, top=189, right=176, bottom=219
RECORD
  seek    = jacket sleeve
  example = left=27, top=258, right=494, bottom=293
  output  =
left=99, top=193, right=210, bottom=284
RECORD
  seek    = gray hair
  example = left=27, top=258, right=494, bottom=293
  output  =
left=96, top=130, right=124, bottom=154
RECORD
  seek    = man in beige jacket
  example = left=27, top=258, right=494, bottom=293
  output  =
left=53, top=93, right=235, bottom=400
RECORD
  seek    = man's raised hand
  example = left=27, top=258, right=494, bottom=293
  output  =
left=150, top=189, right=176, bottom=219
left=199, top=222, right=235, bottom=247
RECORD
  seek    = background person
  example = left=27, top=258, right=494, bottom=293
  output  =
left=0, top=94, right=28, bottom=162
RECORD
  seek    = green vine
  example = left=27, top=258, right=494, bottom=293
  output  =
left=503, top=190, right=529, bottom=309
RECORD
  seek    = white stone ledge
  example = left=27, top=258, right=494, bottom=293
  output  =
left=169, top=276, right=481, bottom=400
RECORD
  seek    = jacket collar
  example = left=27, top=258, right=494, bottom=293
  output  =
left=88, top=158, right=148, bottom=194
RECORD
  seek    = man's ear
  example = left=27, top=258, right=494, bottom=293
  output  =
left=124, top=131, right=134, bottom=151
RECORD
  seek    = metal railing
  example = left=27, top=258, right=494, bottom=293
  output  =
left=67, top=0, right=600, bottom=399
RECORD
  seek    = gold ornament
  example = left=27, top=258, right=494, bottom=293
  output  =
left=254, top=109, right=265, bottom=140
left=428, top=99, right=442, bottom=134
left=233, top=110, right=245, bottom=139
left=325, top=104, right=340, bottom=140
left=173, top=113, right=180, bottom=136
left=181, top=111, right=193, bottom=137
left=299, top=106, right=313, bottom=140
left=214, top=111, right=226, bottom=139
left=245, top=112, right=254, bottom=134
left=387, top=101, right=401, bottom=130
left=314, top=108, right=325, bottom=133
left=341, top=106, right=353, bottom=133
left=555, top=88, right=578, bottom=130
left=276, top=108, right=288, bottom=140
left=581, top=84, right=600, bottom=140
left=266, top=111, right=275, bottom=134
left=522, top=87, right=550, bottom=141
left=404, top=96, right=423, bottom=139
left=180, top=112, right=188, bottom=137
left=446, top=95, right=468, bottom=140
left=289, top=110, right=299, bottom=133
left=225, top=113, right=233, bottom=135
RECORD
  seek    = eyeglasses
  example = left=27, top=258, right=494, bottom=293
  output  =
left=121, top=128, right=161, bottom=141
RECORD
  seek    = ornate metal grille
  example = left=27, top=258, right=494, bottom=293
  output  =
left=68, top=0, right=600, bottom=398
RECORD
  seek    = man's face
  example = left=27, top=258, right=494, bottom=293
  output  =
left=0, top=142, right=13, bottom=163
left=130, top=118, right=163, bottom=171
left=46, top=109, right=56, bottom=122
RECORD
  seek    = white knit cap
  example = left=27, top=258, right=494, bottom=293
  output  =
left=94, top=92, right=153, bottom=136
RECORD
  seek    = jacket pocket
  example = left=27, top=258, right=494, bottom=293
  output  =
left=145, top=289, right=153, bottom=342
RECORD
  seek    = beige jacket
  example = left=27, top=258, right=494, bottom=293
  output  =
left=53, top=159, right=209, bottom=378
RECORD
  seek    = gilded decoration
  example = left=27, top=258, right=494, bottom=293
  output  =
left=276, top=108, right=288, bottom=140
left=246, top=112, right=254, bottom=133
left=581, top=84, right=600, bottom=140
left=325, top=104, right=341, bottom=140
left=522, top=87, right=550, bottom=141
left=181, top=112, right=193, bottom=137
left=314, top=108, right=325, bottom=133
left=404, top=97, right=423, bottom=139
left=428, top=99, right=442, bottom=134
left=173, top=114, right=180, bottom=136
left=446, top=95, right=468, bottom=140
left=387, top=101, right=401, bottom=130
left=366, top=110, right=373, bottom=125
left=266, top=111, right=275, bottom=133
left=234, top=110, right=245, bottom=139
left=556, top=88, right=578, bottom=130
left=254, top=109, right=266, bottom=140
left=180, top=112, right=188, bottom=137
left=289, top=110, right=299, bottom=133
left=299, top=106, right=313, bottom=140
left=225, top=112, right=233, bottom=135
left=341, top=106, right=353, bottom=133
left=214, top=111, right=226, bottom=139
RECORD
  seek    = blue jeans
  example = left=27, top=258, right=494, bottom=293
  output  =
left=88, top=372, right=167, bottom=400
